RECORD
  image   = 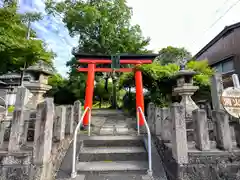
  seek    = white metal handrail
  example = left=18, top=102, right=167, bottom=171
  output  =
left=71, top=107, right=91, bottom=178
left=137, top=107, right=152, bottom=175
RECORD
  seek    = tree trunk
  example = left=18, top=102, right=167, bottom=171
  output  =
left=112, top=79, right=117, bottom=109
left=99, top=97, right=102, bottom=108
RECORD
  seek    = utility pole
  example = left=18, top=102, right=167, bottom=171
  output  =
left=20, top=20, right=31, bottom=87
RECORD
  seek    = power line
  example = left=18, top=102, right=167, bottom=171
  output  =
left=190, top=0, right=240, bottom=48
left=215, top=0, right=231, bottom=13
left=205, top=0, right=240, bottom=34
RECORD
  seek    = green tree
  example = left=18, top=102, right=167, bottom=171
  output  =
left=0, top=2, right=54, bottom=74
left=155, top=46, right=192, bottom=65
left=46, top=0, right=151, bottom=107
left=46, top=73, right=78, bottom=104
left=119, top=60, right=214, bottom=107
left=46, top=0, right=150, bottom=54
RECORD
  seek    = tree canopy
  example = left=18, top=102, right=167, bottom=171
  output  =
left=155, top=46, right=192, bottom=65
left=46, top=0, right=151, bottom=55
left=45, top=0, right=153, bottom=107
left=119, top=60, right=214, bottom=107
left=44, top=0, right=215, bottom=109
left=0, top=2, right=54, bottom=74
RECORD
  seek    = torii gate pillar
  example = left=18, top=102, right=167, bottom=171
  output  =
left=135, top=67, right=144, bottom=126
left=83, top=64, right=95, bottom=125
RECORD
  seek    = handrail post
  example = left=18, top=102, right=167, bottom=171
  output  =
left=71, top=107, right=90, bottom=178
left=137, top=107, right=152, bottom=175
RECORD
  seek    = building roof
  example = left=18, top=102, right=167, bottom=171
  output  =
left=194, top=22, right=240, bottom=59
left=0, top=80, right=6, bottom=85
left=0, top=72, right=31, bottom=80
left=25, top=60, right=54, bottom=75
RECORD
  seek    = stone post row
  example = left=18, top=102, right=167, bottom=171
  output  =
left=171, top=103, right=188, bottom=164
left=53, top=106, right=66, bottom=142
left=160, top=108, right=171, bottom=142
left=74, top=100, right=81, bottom=127
left=192, top=109, right=210, bottom=150
left=33, top=98, right=55, bottom=180
left=65, top=105, right=74, bottom=135
left=147, top=103, right=155, bottom=134
left=0, top=113, right=8, bottom=149
left=8, top=87, right=31, bottom=152
left=147, top=103, right=172, bottom=142
left=212, top=110, right=232, bottom=151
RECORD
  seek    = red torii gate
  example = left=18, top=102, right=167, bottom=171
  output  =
left=74, top=53, right=158, bottom=127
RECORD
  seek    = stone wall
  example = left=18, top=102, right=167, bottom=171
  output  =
left=0, top=87, right=81, bottom=180
left=147, top=102, right=240, bottom=180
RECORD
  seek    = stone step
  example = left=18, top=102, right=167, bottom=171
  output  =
left=79, top=146, right=147, bottom=162
left=82, top=136, right=144, bottom=147
left=76, top=161, right=148, bottom=173
left=99, top=127, right=130, bottom=135
left=99, top=127, right=115, bottom=135
left=84, top=173, right=151, bottom=180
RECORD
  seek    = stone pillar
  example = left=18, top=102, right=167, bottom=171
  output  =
left=65, top=105, right=74, bottom=135
left=212, top=110, right=232, bottom=150
left=8, top=87, right=31, bottom=152
left=155, top=107, right=162, bottom=136
left=0, top=121, right=4, bottom=148
left=210, top=73, right=224, bottom=111
left=147, top=103, right=155, bottom=134
left=74, top=100, right=81, bottom=128
left=234, top=123, right=240, bottom=147
left=53, top=106, right=66, bottom=141
left=33, top=98, right=54, bottom=180
left=161, top=108, right=171, bottom=142
left=22, top=110, right=32, bottom=145
left=171, top=103, right=188, bottom=164
left=192, top=109, right=210, bottom=150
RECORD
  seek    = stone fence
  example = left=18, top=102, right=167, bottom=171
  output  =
left=147, top=102, right=240, bottom=180
left=0, top=87, right=82, bottom=180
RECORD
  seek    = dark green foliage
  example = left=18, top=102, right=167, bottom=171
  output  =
left=45, top=0, right=151, bottom=105
left=0, top=2, right=54, bottom=74
left=155, top=46, right=192, bottom=65
left=120, top=60, right=214, bottom=107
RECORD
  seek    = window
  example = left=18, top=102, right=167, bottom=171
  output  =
left=212, top=56, right=234, bottom=74
left=222, top=60, right=234, bottom=72
left=214, top=63, right=222, bottom=73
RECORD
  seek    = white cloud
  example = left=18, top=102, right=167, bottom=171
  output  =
left=20, top=0, right=77, bottom=77
left=20, top=0, right=240, bottom=77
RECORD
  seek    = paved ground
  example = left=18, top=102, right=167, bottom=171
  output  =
left=85, top=109, right=138, bottom=136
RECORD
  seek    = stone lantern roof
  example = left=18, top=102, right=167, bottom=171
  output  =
left=0, top=72, right=31, bottom=80
left=25, top=60, right=54, bottom=75
left=175, top=69, right=197, bottom=78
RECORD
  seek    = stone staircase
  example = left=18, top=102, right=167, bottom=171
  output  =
left=56, top=134, right=154, bottom=180
left=56, top=109, right=167, bottom=180
left=75, top=135, right=151, bottom=180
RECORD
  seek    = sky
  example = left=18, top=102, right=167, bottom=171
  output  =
left=18, top=0, right=240, bottom=77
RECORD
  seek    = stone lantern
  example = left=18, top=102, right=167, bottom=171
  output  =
left=23, top=60, right=53, bottom=109
left=173, top=59, right=199, bottom=119
left=173, top=59, right=199, bottom=141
